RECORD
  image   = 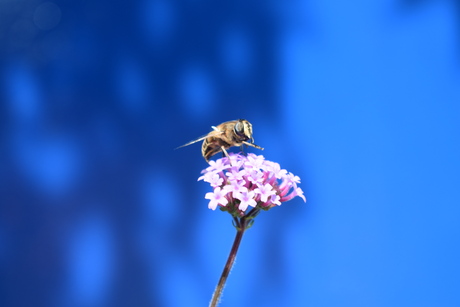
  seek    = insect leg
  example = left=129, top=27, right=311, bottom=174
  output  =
left=220, top=146, right=237, bottom=166
left=242, top=141, right=264, bottom=150
left=221, top=146, right=230, bottom=159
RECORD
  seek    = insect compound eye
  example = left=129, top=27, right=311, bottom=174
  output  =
left=234, top=121, right=245, bottom=136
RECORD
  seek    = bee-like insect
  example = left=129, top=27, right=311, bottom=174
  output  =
left=176, top=119, right=264, bottom=162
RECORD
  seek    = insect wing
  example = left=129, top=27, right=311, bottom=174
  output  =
left=175, top=130, right=223, bottom=149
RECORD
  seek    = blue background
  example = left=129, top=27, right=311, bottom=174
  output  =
left=1, top=0, right=460, bottom=306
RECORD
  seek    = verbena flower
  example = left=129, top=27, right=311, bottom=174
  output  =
left=205, top=187, right=228, bottom=210
left=199, top=153, right=306, bottom=216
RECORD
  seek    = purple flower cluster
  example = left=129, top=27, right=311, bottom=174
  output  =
left=199, top=153, right=306, bottom=215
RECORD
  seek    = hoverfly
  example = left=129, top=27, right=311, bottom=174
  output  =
left=176, top=119, right=264, bottom=162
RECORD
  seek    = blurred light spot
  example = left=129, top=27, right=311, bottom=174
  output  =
left=140, top=0, right=175, bottom=45
left=114, top=57, right=150, bottom=114
left=135, top=170, right=178, bottom=281
left=140, top=170, right=178, bottom=228
left=178, top=64, right=214, bottom=118
left=4, top=62, right=42, bottom=124
left=66, top=214, right=115, bottom=307
left=11, top=133, right=82, bottom=199
left=219, top=25, right=254, bottom=81
left=33, top=2, right=61, bottom=31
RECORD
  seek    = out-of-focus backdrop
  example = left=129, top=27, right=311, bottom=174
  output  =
left=1, top=0, right=459, bottom=306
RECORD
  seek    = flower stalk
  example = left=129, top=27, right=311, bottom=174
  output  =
left=209, top=208, right=260, bottom=307
left=209, top=218, right=245, bottom=307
